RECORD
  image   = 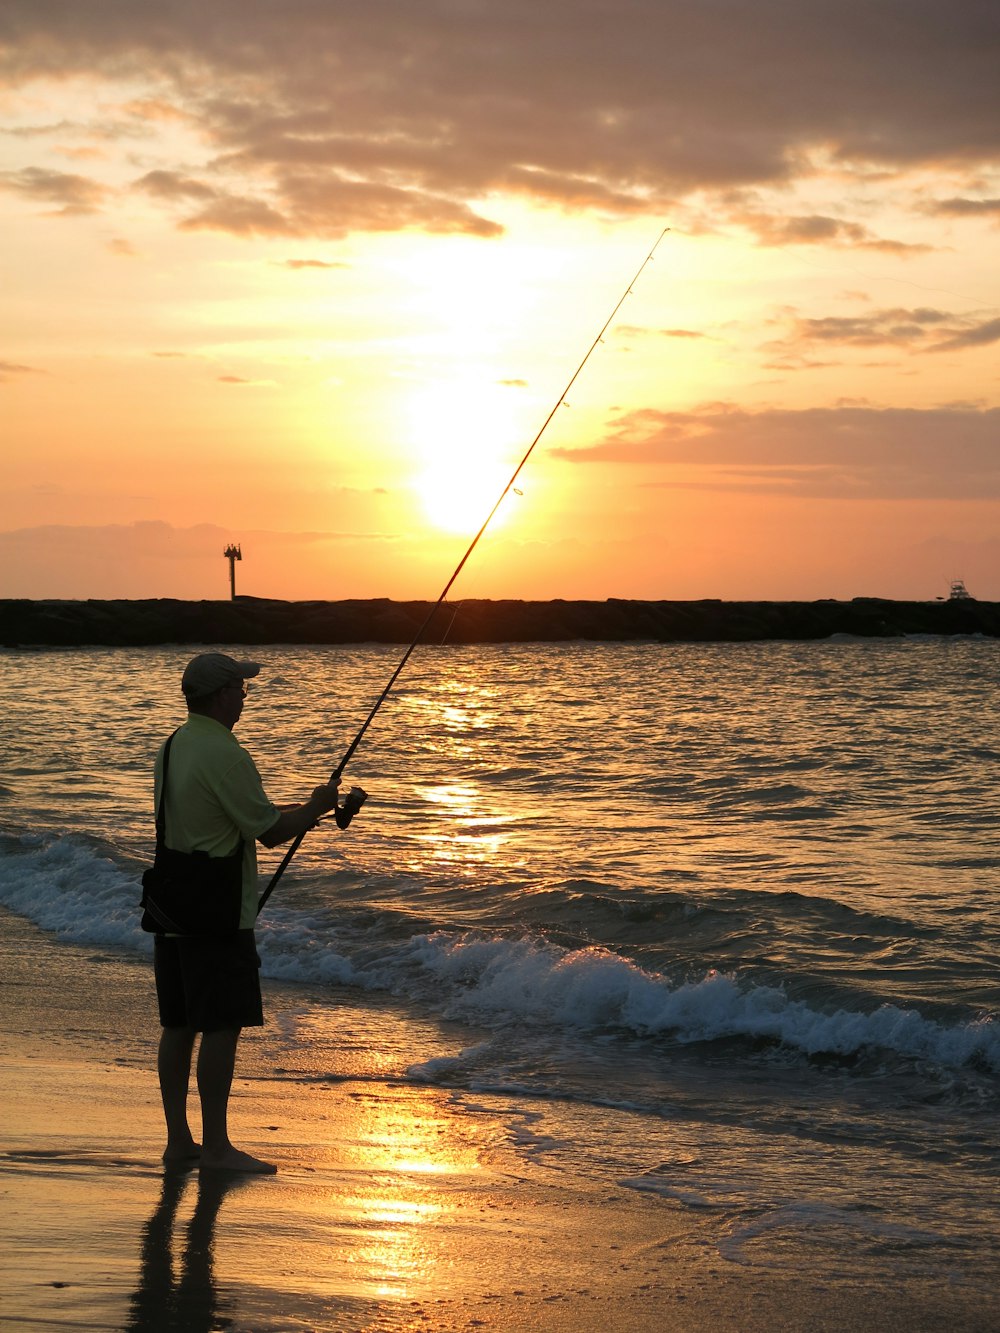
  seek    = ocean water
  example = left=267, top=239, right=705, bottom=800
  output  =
left=1, top=637, right=998, bottom=1285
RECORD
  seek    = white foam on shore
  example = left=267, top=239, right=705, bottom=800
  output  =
left=716, top=1201, right=944, bottom=1267
left=2, top=832, right=997, bottom=1076
left=0, top=832, right=151, bottom=952
left=406, top=930, right=1000, bottom=1072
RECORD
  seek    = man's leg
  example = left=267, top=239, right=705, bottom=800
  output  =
left=197, top=1027, right=276, bottom=1173
left=157, top=1025, right=200, bottom=1163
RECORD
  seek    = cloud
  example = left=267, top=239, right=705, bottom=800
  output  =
left=135, top=169, right=216, bottom=202
left=763, top=306, right=1000, bottom=359
left=133, top=164, right=501, bottom=238
left=792, top=307, right=951, bottom=345
left=931, top=196, right=1000, bottom=218
left=556, top=403, right=1000, bottom=499
left=279, top=257, right=348, bottom=270
left=179, top=193, right=296, bottom=237
left=5, top=118, right=79, bottom=138
left=0, top=164, right=108, bottom=213
left=0, top=522, right=402, bottom=575
left=0, top=359, right=44, bottom=381
left=136, top=169, right=297, bottom=238
left=119, top=98, right=190, bottom=125
left=617, top=324, right=708, bottom=341
left=0, top=519, right=409, bottom=598
left=731, top=208, right=931, bottom=253
left=2, top=1, right=998, bottom=235
left=216, top=374, right=277, bottom=386
left=932, top=316, right=1000, bottom=351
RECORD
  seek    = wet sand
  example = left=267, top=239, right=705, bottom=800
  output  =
left=0, top=909, right=995, bottom=1332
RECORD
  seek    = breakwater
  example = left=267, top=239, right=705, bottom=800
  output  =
left=1, top=597, right=998, bottom=647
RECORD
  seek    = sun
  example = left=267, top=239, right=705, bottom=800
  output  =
left=406, top=379, right=524, bottom=535
left=418, top=455, right=514, bottom=534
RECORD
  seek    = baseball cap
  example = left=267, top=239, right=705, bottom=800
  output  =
left=181, top=652, right=261, bottom=700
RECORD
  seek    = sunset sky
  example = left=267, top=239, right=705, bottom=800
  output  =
left=2, top=1, right=998, bottom=603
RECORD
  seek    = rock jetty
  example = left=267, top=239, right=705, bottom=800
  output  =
left=1, top=597, right=998, bottom=648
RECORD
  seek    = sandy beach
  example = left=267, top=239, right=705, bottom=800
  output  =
left=1, top=907, right=996, bottom=1332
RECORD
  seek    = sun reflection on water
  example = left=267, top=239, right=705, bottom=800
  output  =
left=412, top=781, right=515, bottom=872
left=334, top=1087, right=483, bottom=1302
left=398, top=673, right=502, bottom=760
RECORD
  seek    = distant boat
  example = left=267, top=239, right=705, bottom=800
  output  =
left=948, top=578, right=974, bottom=601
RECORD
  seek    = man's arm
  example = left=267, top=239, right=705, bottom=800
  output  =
left=258, top=780, right=340, bottom=848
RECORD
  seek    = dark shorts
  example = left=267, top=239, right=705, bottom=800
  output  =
left=154, top=930, right=264, bottom=1032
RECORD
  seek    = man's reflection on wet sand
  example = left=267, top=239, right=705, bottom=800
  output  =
left=126, top=1169, right=246, bottom=1332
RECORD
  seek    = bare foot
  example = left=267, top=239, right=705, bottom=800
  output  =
left=199, top=1146, right=277, bottom=1174
left=162, top=1140, right=201, bottom=1166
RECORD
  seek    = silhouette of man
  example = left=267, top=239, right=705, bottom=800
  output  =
left=153, top=652, right=341, bottom=1173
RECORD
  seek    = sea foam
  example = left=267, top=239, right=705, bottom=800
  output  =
left=2, top=833, right=997, bottom=1076
left=404, top=929, right=1000, bottom=1072
left=0, top=832, right=150, bottom=953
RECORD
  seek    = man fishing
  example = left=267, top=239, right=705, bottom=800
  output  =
left=139, top=234, right=660, bottom=1174
left=150, top=652, right=343, bottom=1173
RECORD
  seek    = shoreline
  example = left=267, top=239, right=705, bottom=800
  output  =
left=2, top=594, right=999, bottom=647
left=2, top=907, right=998, bottom=1331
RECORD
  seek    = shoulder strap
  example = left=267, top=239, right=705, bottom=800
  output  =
left=154, top=731, right=179, bottom=847
left=153, top=729, right=244, bottom=859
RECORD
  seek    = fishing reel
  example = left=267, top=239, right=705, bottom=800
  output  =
left=335, top=785, right=368, bottom=829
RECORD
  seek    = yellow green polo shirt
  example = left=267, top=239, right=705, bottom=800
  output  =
left=154, top=713, right=280, bottom=929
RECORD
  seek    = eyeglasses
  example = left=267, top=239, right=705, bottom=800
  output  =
left=224, top=680, right=249, bottom=697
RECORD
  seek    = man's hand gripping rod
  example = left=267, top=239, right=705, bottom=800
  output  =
left=257, top=228, right=668, bottom=918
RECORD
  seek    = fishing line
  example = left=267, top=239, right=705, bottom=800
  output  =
left=786, top=248, right=989, bottom=311
left=258, top=226, right=669, bottom=916
left=440, top=600, right=463, bottom=643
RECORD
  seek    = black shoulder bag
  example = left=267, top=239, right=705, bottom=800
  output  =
left=140, top=731, right=245, bottom=935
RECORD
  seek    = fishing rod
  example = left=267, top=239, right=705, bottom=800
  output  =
left=258, top=227, right=669, bottom=916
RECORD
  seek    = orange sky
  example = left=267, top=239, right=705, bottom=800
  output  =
left=2, top=2, right=999, bottom=602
